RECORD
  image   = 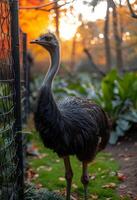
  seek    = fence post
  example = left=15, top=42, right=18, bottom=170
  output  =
left=10, top=0, right=24, bottom=199
left=23, top=32, right=29, bottom=123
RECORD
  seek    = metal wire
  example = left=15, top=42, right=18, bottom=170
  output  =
left=0, top=1, right=19, bottom=199
left=0, top=0, right=29, bottom=199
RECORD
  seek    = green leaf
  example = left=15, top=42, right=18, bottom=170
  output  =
left=109, top=131, right=118, bottom=145
left=115, top=126, right=124, bottom=137
left=116, top=119, right=130, bottom=131
left=121, top=111, right=137, bottom=123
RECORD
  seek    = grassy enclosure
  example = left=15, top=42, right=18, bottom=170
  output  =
left=26, top=130, right=119, bottom=200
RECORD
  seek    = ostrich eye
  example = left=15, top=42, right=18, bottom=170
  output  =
left=45, top=36, right=52, bottom=41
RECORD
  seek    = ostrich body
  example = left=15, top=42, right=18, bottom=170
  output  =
left=31, top=33, right=110, bottom=200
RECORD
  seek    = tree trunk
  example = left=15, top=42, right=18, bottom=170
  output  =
left=54, top=0, right=60, bottom=38
left=70, top=34, right=76, bottom=69
left=119, top=0, right=124, bottom=41
left=119, top=0, right=124, bottom=67
left=111, top=0, right=123, bottom=69
left=104, top=0, right=112, bottom=70
left=84, top=48, right=105, bottom=76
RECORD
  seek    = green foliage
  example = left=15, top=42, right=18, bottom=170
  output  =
left=30, top=73, right=98, bottom=111
left=53, top=73, right=98, bottom=100
left=30, top=70, right=137, bottom=144
left=97, top=69, right=137, bottom=144
left=25, top=183, right=63, bottom=200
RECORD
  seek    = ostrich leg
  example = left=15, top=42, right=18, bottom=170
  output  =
left=63, top=156, right=73, bottom=200
left=81, top=162, right=89, bottom=200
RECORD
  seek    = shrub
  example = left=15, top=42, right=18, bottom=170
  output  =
left=30, top=70, right=137, bottom=144
left=97, top=69, right=137, bottom=144
left=24, top=183, right=64, bottom=200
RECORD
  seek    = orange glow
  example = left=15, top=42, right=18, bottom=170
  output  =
left=19, top=0, right=53, bottom=60
left=59, top=19, right=77, bottom=40
left=19, top=0, right=50, bottom=38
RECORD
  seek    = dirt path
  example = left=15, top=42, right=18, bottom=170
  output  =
left=106, top=133, right=137, bottom=199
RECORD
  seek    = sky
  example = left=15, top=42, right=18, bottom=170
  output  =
left=58, top=0, right=136, bottom=40
left=59, top=0, right=107, bottom=40
left=72, top=0, right=136, bottom=21
left=74, top=0, right=107, bottom=21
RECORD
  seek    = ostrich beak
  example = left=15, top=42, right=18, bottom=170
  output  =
left=30, top=39, right=40, bottom=44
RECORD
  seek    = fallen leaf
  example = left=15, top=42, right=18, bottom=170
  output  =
left=90, top=174, right=96, bottom=180
left=109, top=171, right=116, bottom=177
left=102, top=183, right=116, bottom=189
left=27, top=143, right=39, bottom=156
left=127, top=191, right=134, bottom=196
left=37, top=165, right=45, bottom=171
left=33, top=173, right=39, bottom=179
left=38, top=153, right=48, bottom=159
left=45, top=166, right=52, bottom=172
left=72, top=183, right=78, bottom=189
left=98, top=168, right=101, bottom=172
left=70, top=195, right=77, bottom=200
left=119, top=184, right=127, bottom=189
left=110, top=158, right=114, bottom=161
left=26, top=168, right=38, bottom=181
left=117, top=172, right=126, bottom=181
left=124, top=157, right=130, bottom=161
left=56, top=159, right=60, bottom=163
left=90, top=194, right=98, bottom=199
left=36, top=183, right=43, bottom=189
left=101, top=175, right=106, bottom=179
left=59, top=177, right=65, bottom=181
left=37, top=166, right=52, bottom=172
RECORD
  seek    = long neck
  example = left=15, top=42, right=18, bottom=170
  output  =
left=42, top=47, right=60, bottom=88
left=35, top=46, right=61, bottom=130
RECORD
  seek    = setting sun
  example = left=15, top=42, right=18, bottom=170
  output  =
left=59, top=19, right=78, bottom=40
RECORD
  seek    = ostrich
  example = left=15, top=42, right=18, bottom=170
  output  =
left=31, top=33, right=110, bottom=200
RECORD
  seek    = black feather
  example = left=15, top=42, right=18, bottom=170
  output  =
left=34, top=89, right=109, bottom=162
left=33, top=33, right=110, bottom=164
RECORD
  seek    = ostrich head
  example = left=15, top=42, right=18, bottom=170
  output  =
left=31, top=33, right=59, bottom=52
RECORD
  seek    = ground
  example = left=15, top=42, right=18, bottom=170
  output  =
left=26, top=116, right=137, bottom=199
left=106, top=132, right=137, bottom=200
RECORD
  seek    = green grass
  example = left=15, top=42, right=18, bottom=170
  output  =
left=27, top=131, right=129, bottom=200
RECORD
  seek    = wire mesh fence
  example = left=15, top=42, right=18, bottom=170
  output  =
left=0, top=1, right=18, bottom=199
left=0, top=0, right=29, bottom=199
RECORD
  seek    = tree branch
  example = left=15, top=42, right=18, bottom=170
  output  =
left=19, top=1, right=56, bottom=10
left=19, top=0, right=75, bottom=11
left=83, top=48, right=106, bottom=76
left=126, top=0, right=137, bottom=18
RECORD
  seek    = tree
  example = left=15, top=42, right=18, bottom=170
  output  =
left=104, top=0, right=112, bottom=70
left=110, top=0, right=123, bottom=69
left=84, top=0, right=112, bottom=70
left=84, top=0, right=124, bottom=70
left=126, top=0, right=137, bottom=18
left=53, top=0, right=60, bottom=38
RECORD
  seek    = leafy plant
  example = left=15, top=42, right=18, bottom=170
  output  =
left=97, top=69, right=137, bottom=144
left=30, top=73, right=98, bottom=111
left=24, top=183, right=64, bottom=200
left=30, top=70, right=137, bottom=144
